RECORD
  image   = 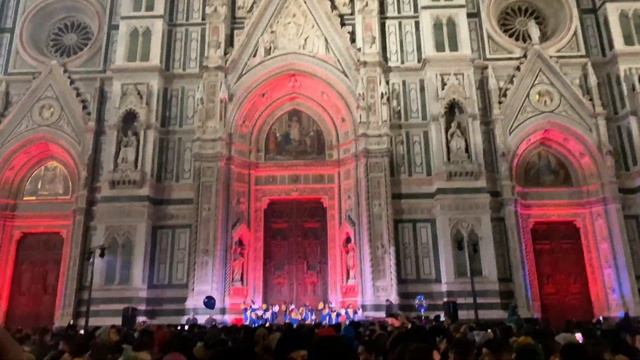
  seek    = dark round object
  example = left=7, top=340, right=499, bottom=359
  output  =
left=203, top=296, right=216, bottom=310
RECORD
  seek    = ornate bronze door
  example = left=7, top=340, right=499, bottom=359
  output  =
left=264, top=200, right=328, bottom=306
left=6, top=233, right=64, bottom=330
left=532, top=222, right=593, bottom=329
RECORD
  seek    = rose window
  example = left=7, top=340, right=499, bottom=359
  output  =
left=498, top=2, right=548, bottom=44
left=46, top=17, right=95, bottom=60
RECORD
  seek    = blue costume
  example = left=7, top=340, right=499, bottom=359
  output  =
left=319, top=309, right=330, bottom=325
left=328, top=310, right=341, bottom=325
left=242, top=305, right=251, bottom=326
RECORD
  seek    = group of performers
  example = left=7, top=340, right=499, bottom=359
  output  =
left=242, top=301, right=362, bottom=327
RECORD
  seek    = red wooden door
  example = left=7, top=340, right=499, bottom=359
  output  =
left=531, top=222, right=593, bottom=329
left=6, top=233, right=64, bottom=330
left=264, top=200, right=327, bottom=306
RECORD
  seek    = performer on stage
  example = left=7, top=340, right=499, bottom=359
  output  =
left=241, top=302, right=251, bottom=326
left=343, top=304, right=360, bottom=323
left=289, top=305, right=301, bottom=326
left=328, top=304, right=342, bottom=325
left=318, top=302, right=330, bottom=325
left=303, top=304, right=314, bottom=324
left=269, top=304, right=279, bottom=325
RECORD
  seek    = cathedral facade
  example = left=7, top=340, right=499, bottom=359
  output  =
left=1, top=0, right=640, bottom=328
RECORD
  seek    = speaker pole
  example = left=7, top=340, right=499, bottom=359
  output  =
left=84, top=245, right=106, bottom=331
left=467, top=240, right=480, bottom=323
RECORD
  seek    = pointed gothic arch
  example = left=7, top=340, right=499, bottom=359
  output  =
left=218, top=51, right=377, bottom=311
left=228, top=58, right=357, bottom=153
left=0, top=137, right=82, bottom=326
left=506, top=118, right=628, bottom=320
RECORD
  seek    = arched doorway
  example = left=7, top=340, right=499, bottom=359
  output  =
left=0, top=140, right=80, bottom=327
left=510, top=123, right=625, bottom=322
left=221, top=65, right=371, bottom=310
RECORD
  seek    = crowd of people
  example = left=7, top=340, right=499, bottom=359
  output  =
left=2, top=310, right=640, bottom=360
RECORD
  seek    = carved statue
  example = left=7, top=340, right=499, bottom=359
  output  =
left=275, top=10, right=304, bottom=52
left=304, top=23, right=326, bottom=55
left=604, top=145, right=617, bottom=175
left=356, top=77, right=367, bottom=123
left=257, top=29, right=275, bottom=59
left=527, top=19, right=541, bottom=45
left=195, top=80, right=205, bottom=113
left=231, top=239, right=246, bottom=285
left=447, top=109, right=468, bottom=162
left=205, top=0, right=227, bottom=62
left=220, top=78, right=229, bottom=103
left=117, top=130, right=139, bottom=170
left=344, top=237, right=356, bottom=283
left=380, top=78, right=390, bottom=124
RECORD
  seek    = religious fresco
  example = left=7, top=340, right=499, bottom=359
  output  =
left=23, top=161, right=72, bottom=200
left=521, top=149, right=573, bottom=188
left=265, top=110, right=326, bottom=161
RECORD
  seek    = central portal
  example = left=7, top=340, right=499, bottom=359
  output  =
left=532, top=222, right=593, bottom=329
left=263, top=200, right=328, bottom=306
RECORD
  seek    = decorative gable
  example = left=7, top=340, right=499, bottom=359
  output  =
left=0, top=63, right=92, bottom=156
left=227, top=0, right=358, bottom=84
left=500, top=48, right=596, bottom=138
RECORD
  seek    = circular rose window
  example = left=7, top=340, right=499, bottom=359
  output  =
left=47, top=17, right=95, bottom=60
left=498, top=2, right=548, bottom=44
left=18, top=0, right=104, bottom=66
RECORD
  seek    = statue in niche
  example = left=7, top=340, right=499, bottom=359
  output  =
left=231, top=238, right=246, bottom=285
left=23, top=162, right=71, bottom=200
left=265, top=110, right=326, bottom=161
left=343, top=236, right=357, bottom=283
left=205, top=0, right=227, bottom=62
left=447, top=105, right=469, bottom=162
left=380, top=79, right=390, bottom=124
left=523, top=149, right=573, bottom=187
left=115, top=111, right=141, bottom=171
left=117, top=131, right=139, bottom=170
left=527, top=19, right=541, bottom=45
